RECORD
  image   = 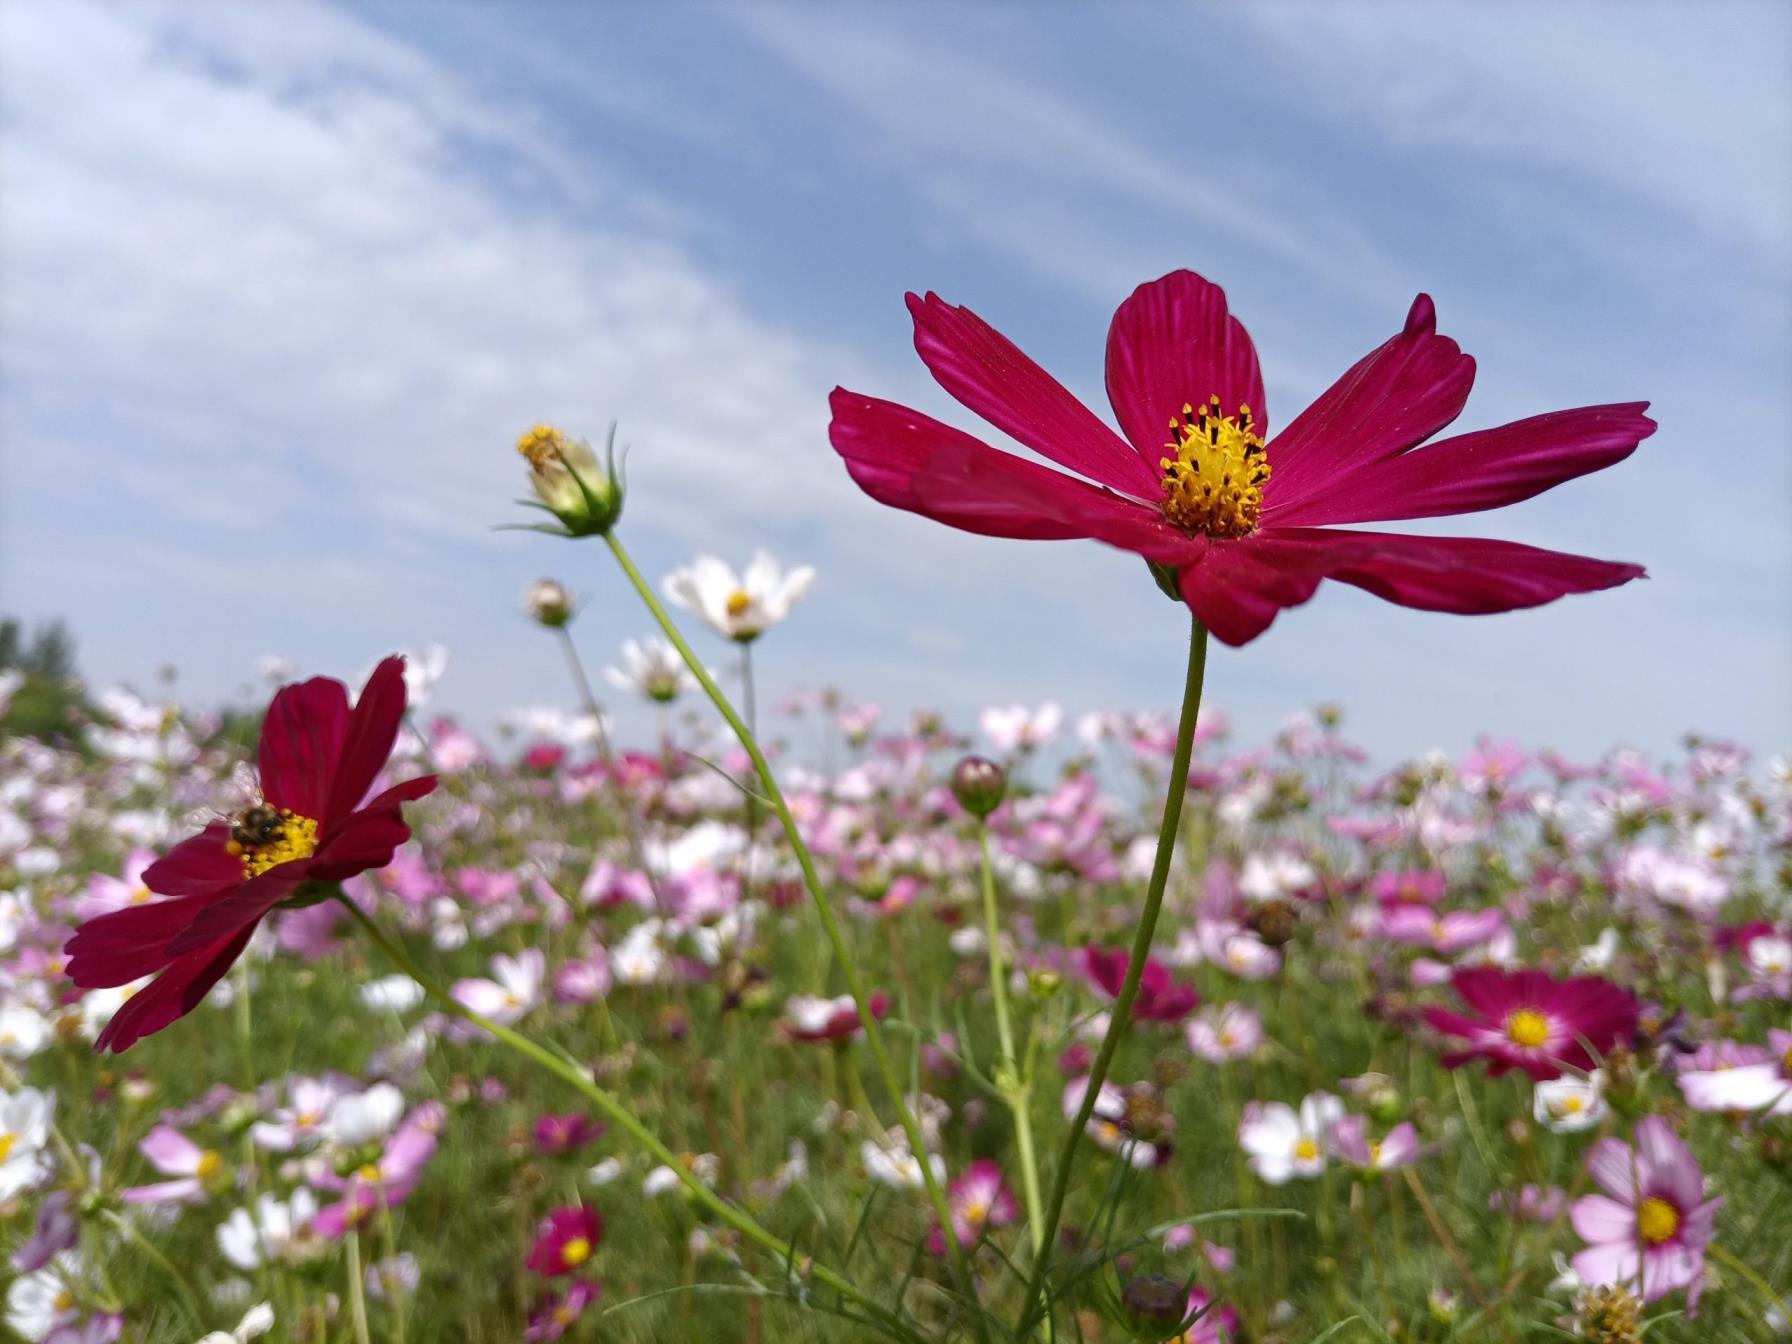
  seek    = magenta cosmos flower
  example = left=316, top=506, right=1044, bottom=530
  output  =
left=65, top=657, right=437, bottom=1052
left=1571, top=1117, right=1721, bottom=1310
left=828, top=271, right=1651, bottom=644
left=1424, top=966, right=1638, bottom=1081
left=527, top=1203, right=604, bottom=1277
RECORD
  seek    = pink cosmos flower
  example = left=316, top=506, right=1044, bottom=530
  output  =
left=829, top=270, right=1650, bottom=645
left=1080, top=946, right=1198, bottom=1023
left=1379, top=905, right=1506, bottom=955
left=534, top=1113, right=606, bottom=1155
left=1184, top=1003, right=1263, bottom=1063
left=1676, top=1030, right=1792, bottom=1116
left=121, top=1125, right=228, bottom=1205
left=72, top=849, right=162, bottom=922
left=1174, top=1287, right=1237, bottom=1344
left=780, top=991, right=889, bottom=1043
left=1570, top=1117, right=1721, bottom=1311
left=927, top=1160, right=1019, bottom=1254
left=526, top=1203, right=603, bottom=1277
left=1327, top=1115, right=1420, bottom=1173
left=1424, top=966, right=1639, bottom=1081
left=526, top=1281, right=601, bottom=1340
left=310, top=1103, right=442, bottom=1239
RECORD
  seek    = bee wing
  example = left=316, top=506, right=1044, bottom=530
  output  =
left=181, top=762, right=261, bottom=831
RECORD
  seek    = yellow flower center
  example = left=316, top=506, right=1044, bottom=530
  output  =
left=964, top=1198, right=990, bottom=1228
left=1159, top=395, right=1270, bottom=539
left=1555, top=1095, right=1584, bottom=1116
left=129, top=886, right=153, bottom=904
left=1637, top=1196, right=1679, bottom=1245
left=1294, top=1137, right=1321, bottom=1162
left=725, top=589, right=753, bottom=619
left=0, top=1133, right=15, bottom=1163
left=226, top=809, right=319, bottom=877
left=54, top=1291, right=75, bottom=1312
left=516, top=423, right=574, bottom=470
left=357, top=1163, right=384, bottom=1183
left=562, top=1236, right=592, bottom=1266
left=195, top=1149, right=225, bottom=1181
left=1505, top=1009, right=1551, bottom=1049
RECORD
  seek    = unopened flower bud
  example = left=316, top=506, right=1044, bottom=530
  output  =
left=951, top=755, right=1007, bottom=818
left=1118, top=1274, right=1185, bottom=1339
left=514, top=422, right=625, bottom=537
left=1246, top=898, right=1299, bottom=948
left=524, top=578, right=575, bottom=628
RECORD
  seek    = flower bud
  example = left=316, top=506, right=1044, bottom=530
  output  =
left=524, top=578, right=575, bottom=628
left=514, top=423, right=624, bottom=537
left=1118, top=1275, right=1185, bottom=1339
left=950, top=755, right=1007, bottom=818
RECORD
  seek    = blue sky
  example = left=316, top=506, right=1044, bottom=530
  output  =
left=2, top=0, right=1787, bottom=759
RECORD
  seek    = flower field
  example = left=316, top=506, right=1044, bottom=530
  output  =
left=3, top=267, right=1786, bottom=1343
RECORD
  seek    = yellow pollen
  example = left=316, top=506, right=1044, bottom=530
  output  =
left=1637, top=1196, right=1679, bottom=1245
left=1294, top=1137, right=1321, bottom=1162
left=0, top=1133, right=15, bottom=1163
left=562, top=1236, right=592, bottom=1266
left=357, top=1163, right=384, bottom=1183
left=1556, top=1095, right=1585, bottom=1116
left=54, top=1291, right=76, bottom=1312
left=516, top=423, right=572, bottom=470
left=1159, top=395, right=1270, bottom=539
left=195, top=1149, right=225, bottom=1181
left=129, top=886, right=153, bottom=904
left=965, top=1198, right=990, bottom=1227
left=555, top=1305, right=576, bottom=1325
left=725, top=589, right=753, bottom=618
left=226, top=809, right=319, bottom=877
left=1505, top=1009, right=1551, bottom=1049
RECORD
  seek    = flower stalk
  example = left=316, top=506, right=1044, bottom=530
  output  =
left=1016, top=613, right=1208, bottom=1334
left=978, top=820, right=1045, bottom=1254
left=600, top=529, right=990, bottom=1340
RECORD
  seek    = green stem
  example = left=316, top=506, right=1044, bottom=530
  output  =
left=335, top=895, right=918, bottom=1341
left=980, top=821, right=1044, bottom=1253
left=1710, top=1241, right=1791, bottom=1324
left=602, top=530, right=987, bottom=1338
left=102, top=1209, right=206, bottom=1325
left=1016, top=615, right=1208, bottom=1334
left=346, top=1228, right=374, bottom=1344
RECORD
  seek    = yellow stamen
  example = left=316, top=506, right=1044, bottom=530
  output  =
left=0, top=1133, right=15, bottom=1163
left=1637, top=1196, right=1679, bottom=1245
left=725, top=589, right=753, bottom=619
left=357, top=1163, right=384, bottom=1183
left=1294, top=1137, right=1321, bottom=1162
left=562, top=1236, right=592, bottom=1266
left=226, top=809, right=319, bottom=877
left=516, top=423, right=573, bottom=470
left=1159, top=395, right=1270, bottom=539
left=129, top=886, right=153, bottom=904
left=1505, top=1009, right=1551, bottom=1049
left=195, top=1149, right=225, bottom=1181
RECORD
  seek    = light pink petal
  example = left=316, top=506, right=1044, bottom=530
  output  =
left=1569, top=1193, right=1635, bottom=1244
left=139, top=1125, right=204, bottom=1174
left=1585, top=1136, right=1640, bottom=1203
left=1573, top=1240, right=1641, bottom=1290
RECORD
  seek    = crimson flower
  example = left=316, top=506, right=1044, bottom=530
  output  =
left=1424, top=966, right=1639, bottom=1081
left=65, top=657, right=437, bottom=1052
left=526, top=1203, right=603, bottom=1277
left=829, top=270, right=1651, bottom=643
left=1080, top=946, right=1198, bottom=1022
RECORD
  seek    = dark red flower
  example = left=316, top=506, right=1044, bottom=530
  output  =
left=1423, top=965, right=1639, bottom=1080
left=65, top=657, right=437, bottom=1052
left=829, top=271, right=1651, bottom=644
left=1079, top=946, right=1198, bottom=1022
left=526, top=1203, right=603, bottom=1277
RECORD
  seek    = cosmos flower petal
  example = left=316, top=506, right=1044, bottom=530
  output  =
left=258, top=674, right=351, bottom=818
left=1569, top=1193, right=1636, bottom=1243
left=1176, top=533, right=1335, bottom=646
left=1106, top=268, right=1267, bottom=456
left=94, top=928, right=257, bottom=1053
left=1267, top=403, right=1656, bottom=527
left=907, top=291, right=1158, bottom=495
left=163, top=868, right=308, bottom=958
left=141, top=823, right=246, bottom=898
left=325, top=656, right=410, bottom=824
left=64, top=894, right=217, bottom=988
left=1263, top=294, right=1476, bottom=511
left=1260, top=527, right=1646, bottom=617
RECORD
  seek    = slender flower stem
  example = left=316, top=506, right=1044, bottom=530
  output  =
left=1710, top=1241, right=1791, bottom=1324
left=333, top=895, right=922, bottom=1340
left=346, top=1229, right=374, bottom=1344
left=979, top=821, right=1044, bottom=1253
left=1017, top=615, right=1208, bottom=1334
left=102, top=1209, right=206, bottom=1325
left=601, top=530, right=988, bottom=1338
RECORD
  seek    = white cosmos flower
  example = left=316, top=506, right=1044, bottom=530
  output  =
left=0, top=1086, right=53, bottom=1201
left=604, top=637, right=699, bottom=704
left=196, top=1302, right=276, bottom=1343
left=1237, top=1093, right=1343, bottom=1184
left=663, top=551, right=814, bottom=643
left=979, top=702, right=1063, bottom=753
left=216, top=1191, right=318, bottom=1269
left=1532, top=1071, right=1608, bottom=1133
left=452, top=950, right=545, bottom=1026
left=326, top=1083, right=406, bottom=1147
left=361, top=975, right=426, bottom=1014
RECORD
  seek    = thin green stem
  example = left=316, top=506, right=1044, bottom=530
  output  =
left=346, top=1229, right=374, bottom=1344
left=1016, top=615, right=1208, bottom=1334
left=102, top=1209, right=206, bottom=1325
left=1710, top=1241, right=1791, bottom=1324
left=980, top=821, right=1044, bottom=1253
left=335, top=894, right=918, bottom=1340
left=602, top=530, right=987, bottom=1339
